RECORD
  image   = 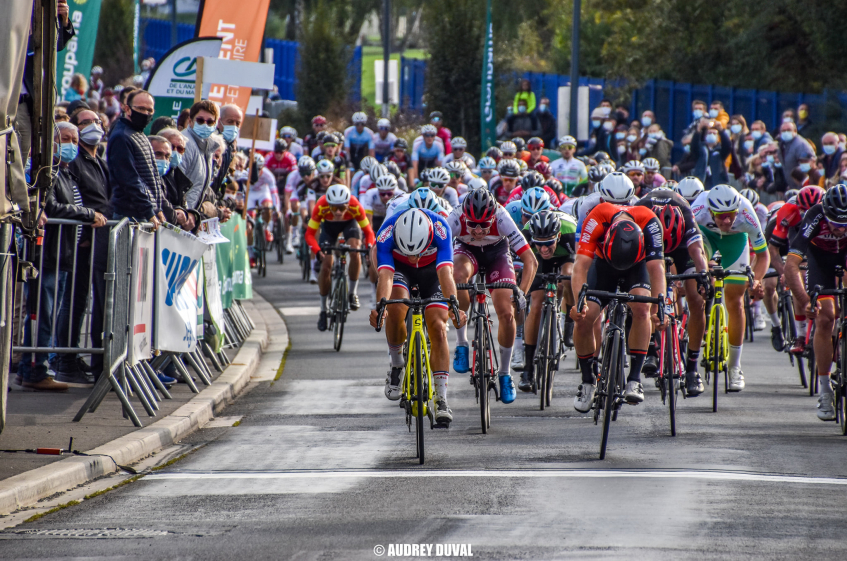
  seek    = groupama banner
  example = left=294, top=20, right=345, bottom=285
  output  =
left=58, top=0, right=103, bottom=99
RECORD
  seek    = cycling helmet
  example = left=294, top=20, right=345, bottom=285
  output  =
left=322, top=133, right=338, bottom=145
left=326, top=184, right=351, bottom=205
left=570, top=198, right=582, bottom=220
left=281, top=126, right=297, bottom=138
left=393, top=138, right=408, bottom=151
left=384, top=160, right=401, bottom=178
left=500, top=141, right=517, bottom=155
left=520, top=171, right=545, bottom=191
left=512, top=138, right=526, bottom=153
left=658, top=204, right=686, bottom=252
left=462, top=188, right=498, bottom=222
left=466, top=177, right=488, bottom=192
left=359, top=156, right=377, bottom=174
left=451, top=137, right=467, bottom=149
left=498, top=158, right=521, bottom=179
left=315, top=130, right=327, bottom=144
left=822, top=184, right=847, bottom=223
left=331, top=132, right=344, bottom=144
left=375, top=174, right=398, bottom=192
left=352, top=112, right=367, bottom=124
left=675, top=176, right=704, bottom=202
left=527, top=137, right=544, bottom=148
left=545, top=177, right=564, bottom=196
left=622, top=160, right=646, bottom=174
left=486, top=146, right=503, bottom=162
left=274, top=138, right=288, bottom=152
left=445, top=160, right=466, bottom=176
left=785, top=189, right=800, bottom=201
left=559, top=135, right=577, bottom=147
left=707, top=185, right=741, bottom=212
left=598, top=172, right=635, bottom=203
left=369, top=164, right=388, bottom=182
left=602, top=218, right=646, bottom=270
left=377, top=118, right=390, bottom=129
left=254, top=152, right=265, bottom=170
left=316, top=159, right=335, bottom=175
left=665, top=179, right=678, bottom=190
left=517, top=159, right=528, bottom=173
left=394, top=209, right=434, bottom=256
left=312, top=115, right=327, bottom=125
left=593, top=151, right=610, bottom=163
left=298, top=156, right=316, bottom=177
left=427, top=167, right=450, bottom=186
left=478, top=157, right=497, bottom=170
left=796, top=186, right=825, bottom=212
left=642, top=157, right=660, bottom=172
left=534, top=161, right=551, bottom=178
left=421, top=124, right=437, bottom=135
left=527, top=209, right=561, bottom=240
left=521, top=187, right=551, bottom=215
left=739, top=188, right=760, bottom=208
left=409, top=187, right=439, bottom=211
left=588, top=164, right=610, bottom=183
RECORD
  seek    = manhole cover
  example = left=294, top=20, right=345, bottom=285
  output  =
left=11, top=528, right=172, bottom=538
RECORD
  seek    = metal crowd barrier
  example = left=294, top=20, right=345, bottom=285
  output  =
left=11, top=218, right=254, bottom=427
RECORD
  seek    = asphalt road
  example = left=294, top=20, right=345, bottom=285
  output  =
left=2, top=256, right=847, bottom=560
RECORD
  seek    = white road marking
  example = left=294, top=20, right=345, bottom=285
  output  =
left=278, top=306, right=322, bottom=316
left=256, top=379, right=388, bottom=415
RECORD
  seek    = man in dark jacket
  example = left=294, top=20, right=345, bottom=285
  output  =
left=506, top=99, right=541, bottom=142
left=149, top=134, right=195, bottom=229
left=19, top=122, right=106, bottom=391
left=819, top=132, right=843, bottom=180
left=213, top=104, right=243, bottom=196
left=690, top=119, right=732, bottom=189
left=535, top=97, right=557, bottom=147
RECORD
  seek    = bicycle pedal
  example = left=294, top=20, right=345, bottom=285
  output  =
left=433, top=420, right=451, bottom=429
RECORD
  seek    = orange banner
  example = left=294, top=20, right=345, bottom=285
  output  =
left=197, top=0, right=271, bottom=113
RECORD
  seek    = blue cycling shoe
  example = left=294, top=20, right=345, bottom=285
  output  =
left=499, top=373, right=516, bottom=404
left=453, top=344, right=470, bottom=373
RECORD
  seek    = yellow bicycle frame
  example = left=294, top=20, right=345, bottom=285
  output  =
left=404, top=312, right=434, bottom=417
left=703, top=276, right=730, bottom=372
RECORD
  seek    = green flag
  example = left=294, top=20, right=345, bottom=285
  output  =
left=479, top=0, right=495, bottom=151
left=57, top=0, right=103, bottom=100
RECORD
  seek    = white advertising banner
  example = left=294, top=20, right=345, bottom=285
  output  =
left=128, top=230, right=155, bottom=365
left=203, top=247, right=226, bottom=352
left=154, top=227, right=208, bottom=353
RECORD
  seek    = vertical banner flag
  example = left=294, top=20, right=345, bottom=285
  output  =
left=203, top=247, right=226, bottom=353
left=196, top=0, right=271, bottom=112
left=128, top=230, right=155, bottom=365
left=480, top=0, right=496, bottom=151
left=144, top=38, right=223, bottom=124
left=58, top=0, right=103, bottom=99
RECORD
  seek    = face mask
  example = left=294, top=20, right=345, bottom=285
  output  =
left=649, top=132, right=663, bottom=140
left=751, top=130, right=763, bottom=140
left=780, top=131, right=795, bottom=142
left=730, top=124, right=742, bottom=135
left=599, top=106, right=611, bottom=117
left=799, top=162, right=812, bottom=173
left=193, top=122, right=215, bottom=139
left=783, top=117, right=793, bottom=123
left=823, top=145, right=837, bottom=155
left=617, top=145, right=627, bottom=155
left=626, top=135, right=637, bottom=143
left=709, top=109, right=719, bottom=118
left=59, top=142, right=78, bottom=163
left=603, top=122, right=615, bottom=132
left=744, top=140, right=754, bottom=152
left=80, top=123, right=104, bottom=145
left=639, top=148, right=647, bottom=156
left=129, top=109, right=153, bottom=130
left=615, top=132, right=626, bottom=140
left=693, top=109, right=704, bottom=119
left=538, top=104, right=547, bottom=112
left=641, top=117, right=652, bottom=127
left=774, top=161, right=783, bottom=168
left=592, top=120, right=602, bottom=129
left=171, top=151, right=182, bottom=168
left=705, top=133, right=718, bottom=144
left=841, top=142, right=847, bottom=151
left=683, top=144, right=691, bottom=153
left=221, top=125, right=239, bottom=142
left=799, top=109, right=808, bottom=120
left=156, top=159, right=170, bottom=176
left=518, top=106, right=527, bottom=114
left=766, top=155, right=775, bottom=164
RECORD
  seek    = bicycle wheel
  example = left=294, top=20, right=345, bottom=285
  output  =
left=839, top=327, right=847, bottom=435
left=300, top=238, right=309, bottom=281
left=333, top=275, right=347, bottom=351
left=475, top=314, right=490, bottom=434
left=712, top=308, right=722, bottom=412
left=784, top=297, right=807, bottom=388
left=537, top=306, right=550, bottom=411
left=546, top=311, right=560, bottom=407
left=665, top=326, right=677, bottom=436
left=414, top=332, right=426, bottom=464
left=276, top=219, right=285, bottom=264
left=599, top=329, right=622, bottom=460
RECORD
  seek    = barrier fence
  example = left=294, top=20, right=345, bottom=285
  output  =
left=11, top=218, right=255, bottom=427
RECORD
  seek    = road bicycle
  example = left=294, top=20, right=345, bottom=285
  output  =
left=809, top=266, right=847, bottom=434
left=576, top=284, right=664, bottom=460
left=376, top=292, right=461, bottom=463
left=456, top=279, right=520, bottom=433
left=322, top=243, right=369, bottom=351
left=766, top=270, right=812, bottom=390
left=250, top=207, right=271, bottom=278
left=272, top=212, right=286, bottom=264
left=530, top=272, right=570, bottom=411
left=298, top=226, right=310, bottom=282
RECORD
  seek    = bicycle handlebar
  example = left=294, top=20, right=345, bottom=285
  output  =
left=374, top=295, right=461, bottom=333
left=666, top=271, right=710, bottom=283
left=456, top=282, right=520, bottom=294
left=709, top=265, right=754, bottom=283
left=533, top=272, right=571, bottom=282
left=320, top=243, right=370, bottom=254
left=576, top=283, right=665, bottom=323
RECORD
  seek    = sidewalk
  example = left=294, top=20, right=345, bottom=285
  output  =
left=0, top=293, right=287, bottom=515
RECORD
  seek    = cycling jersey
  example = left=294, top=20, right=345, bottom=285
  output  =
left=411, top=139, right=444, bottom=171
left=361, top=186, right=404, bottom=218
left=286, top=140, right=303, bottom=160
left=443, top=152, right=477, bottom=169
left=385, top=192, right=450, bottom=219
left=432, top=187, right=459, bottom=209
left=788, top=204, right=847, bottom=258
left=574, top=192, right=638, bottom=234
left=447, top=205, right=530, bottom=255
left=690, top=192, right=767, bottom=253
left=315, top=154, right=347, bottom=181
left=549, top=157, right=588, bottom=197
left=264, top=152, right=297, bottom=176
left=753, top=202, right=768, bottom=230
left=284, top=169, right=304, bottom=194
left=633, top=188, right=702, bottom=252
left=358, top=176, right=375, bottom=198
left=389, top=153, right=412, bottom=174
left=343, top=126, right=375, bottom=170
left=523, top=211, right=578, bottom=259
left=350, top=170, right=367, bottom=196
left=373, top=132, right=396, bottom=162
left=376, top=208, right=453, bottom=272
left=578, top=203, right=664, bottom=263
left=769, top=200, right=803, bottom=247
left=248, top=167, right=278, bottom=210
left=505, top=185, right=561, bottom=207
left=488, top=176, right=512, bottom=205
left=305, top=194, right=375, bottom=253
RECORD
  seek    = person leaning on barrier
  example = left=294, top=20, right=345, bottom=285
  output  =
left=180, top=99, right=220, bottom=210
left=148, top=135, right=195, bottom=231
left=213, top=104, right=244, bottom=197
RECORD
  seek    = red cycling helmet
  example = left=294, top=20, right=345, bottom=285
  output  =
left=312, top=115, right=327, bottom=125
left=657, top=204, right=686, bottom=252
left=527, top=136, right=544, bottom=148
left=796, top=185, right=825, bottom=212
left=462, top=188, right=498, bottom=223
left=534, top=161, right=552, bottom=178
left=602, top=218, right=646, bottom=270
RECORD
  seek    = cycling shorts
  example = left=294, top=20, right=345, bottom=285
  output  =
left=454, top=238, right=516, bottom=285
left=372, top=215, right=386, bottom=233
left=529, top=255, right=571, bottom=293
left=392, top=260, right=447, bottom=311
left=699, top=226, right=750, bottom=284
left=319, top=220, right=361, bottom=248
left=585, top=257, right=651, bottom=307
left=666, top=244, right=695, bottom=275
left=805, top=245, right=847, bottom=297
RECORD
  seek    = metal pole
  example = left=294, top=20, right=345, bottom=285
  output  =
left=170, top=0, right=178, bottom=48
left=569, top=0, right=581, bottom=137
left=382, top=0, right=391, bottom=117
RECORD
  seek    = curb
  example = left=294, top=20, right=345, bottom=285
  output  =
left=0, top=293, right=280, bottom=516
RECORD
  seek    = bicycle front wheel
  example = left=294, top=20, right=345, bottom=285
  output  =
left=712, top=308, right=723, bottom=413
left=475, top=314, right=490, bottom=434
left=414, top=333, right=426, bottom=464
left=537, top=306, right=550, bottom=411
left=665, top=326, right=677, bottom=437
left=333, top=277, right=347, bottom=352
left=599, top=330, right=622, bottom=460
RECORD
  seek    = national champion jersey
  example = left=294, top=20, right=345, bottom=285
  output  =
left=376, top=208, right=454, bottom=271
left=549, top=157, right=588, bottom=196
left=361, top=186, right=404, bottom=218
left=690, top=191, right=767, bottom=252
left=305, top=194, right=375, bottom=253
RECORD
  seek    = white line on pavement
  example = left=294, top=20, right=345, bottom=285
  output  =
left=278, top=306, right=322, bottom=316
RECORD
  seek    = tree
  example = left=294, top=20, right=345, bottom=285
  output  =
left=92, top=0, right=135, bottom=85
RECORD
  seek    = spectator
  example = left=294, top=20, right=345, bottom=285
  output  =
left=819, top=132, right=843, bottom=181
left=625, top=126, right=643, bottom=159
left=614, top=104, right=630, bottom=127
left=792, top=155, right=822, bottom=188
left=430, top=111, right=452, bottom=155
left=89, top=66, right=104, bottom=95
left=213, top=104, right=244, bottom=196
left=117, top=86, right=137, bottom=116
left=150, top=116, right=176, bottom=136
left=640, top=110, right=656, bottom=128
left=727, top=114, right=749, bottom=180
left=827, top=152, right=847, bottom=189
left=513, top=79, right=536, bottom=114
left=101, top=88, right=120, bottom=121
left=177, top=109, right=191, bottom=131
left=839, top=133, right=847, bottom=153
left=683, top=99, right=708, bottom=136
left=643, top=123, right=674, bottom=173
left=709, top=100, right=730, bottom=129
left=506, top=99, right=540, bottom=142
left=86, top=89, right=100, bottom=107
left=535, top=97, right=556, bottom=146
left=691, top=118, right=732, bottom=188
left=673, top=134, right=700, bottom=179
left=54, top=107, right=70, bottom=123
left=778, top=120, right=815, bottom=190
left=748, top=120, right=773, bottom=154
left=797, top=103, right=813, bottom=138
left=180, top=100, right=220, bottom=209
left=149, top=134, right=194, bottom=229
left=758, top=143, right=787, bottom=196
left=106, top=89, right=164, bottom=225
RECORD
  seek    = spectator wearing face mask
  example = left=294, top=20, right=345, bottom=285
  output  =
left=582, top=108, right=615, bottom=156
left=829, top=152, right=847, bottom=189
left=791, top=156, right=822, bottom=188
left=506, top=99, right=541, bottom=142
left=643, top=123, right=673, bottom=174
left=180, top=100, right=221, bottom=209
left=758, top=143, right=786, bottom=196
left=747, top=120, right=773, bottom=156
left=214, top=104, right=244, bottom=197
left=513, top=79, right=536, bottom=114
left=796, top=104, right=813, bottom=138
left=773, top=109, right=796, bottom=138
left=683, top=100, right=709, bottom=136
left=673, top=135, right=701, bottom=179
left=535, top=97, right=556, bottom=146
left=708, top=101, right=730, bottom=129
left=691, top=117, right=732, bottom=188
left=626, top=126, right=644, bottom=160
left=777, top=121, right=815, bottom=190
left=727, top=115, right=750, bottom=180
left=818, top=132, right=843, bottom=180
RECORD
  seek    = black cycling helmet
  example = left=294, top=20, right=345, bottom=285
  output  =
left=498, top=159, right=521, bottom=179
left=486, top=146, right=503, bottom=162
left=274, top=138, right=288, bottom=152
left=512, top=137, right=526, bottom=153
left=601, top=218, right=646, bottom=270
left=393, top=138, right=408, bottom=151
left=298, top=156, right=316, bottom=177
left=593, top=151, right=610, bottom=163
left=545, top=177, right=563, bottom=196
left=520, top=171, right=545, bottom=191
left=587, top=164, right=610, bottom=183
left=528, top=210, right=561, bottom=240
left=315, top=131, right=327, bottom=144
left=462, top=188, right=498, bottom=222
left=822, top=184, right=847, bottom=224
left=385, top=160, right=401, bottom=178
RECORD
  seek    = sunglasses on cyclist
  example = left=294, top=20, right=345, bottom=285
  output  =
left=830, top=220, right=847, bottom=229
left=532, top=237, right=557, bottom=247
left=561, top=144, right=575, bottom=150
left=379, top=191, right=395, bottom=197
left=194, top=117, right=216, bottom=126
left=466, top=219, right=493, bottom=230
left=424, top=134, right=435, bottom=138
left=329, top=205, right=348, bottom=213
left=712, top=210, right=737, bottom=219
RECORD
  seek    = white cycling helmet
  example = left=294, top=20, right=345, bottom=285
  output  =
left=375, top=174, right=398, bottom=192
left=377, top=118, right=390, bottom=129
left=281, top=126, right=297, bottom=137
left=478, top=157, right=497, bottom=170
left=445, top=160, right=466, bottom=175
left=409, top=187, right=440, bottom=211
left=500, top=141, right=517, bottom=155
left=676, top=176, right=704, bottom=202
left=359, top=156, right=377, bottom=174
left=451, top=136, right=467, bottom=149
left=421, top=124, right=437, bottom=135
left=370, top=164, right=389, bottom=182
left=395, top=209, right=434, bottom=256
left=352, top=112, right=367, bottom=124
left=427, top=167, right=450, bottom=186
left=466, top=177, right=488, bottom=192
left=558, top=135, right=577, bottom=147
left=316, top=159, right=335, bottom=175
left=598, top=172, right=635, bottom=203
left=707, top=184, right=741, bottom=212
left=739, top=188, right=759, bottom=207
left=642, top=157, right=660, bottom=172
left=622, top=160, right=646, bottom=174
left=255, top=152, right=265, bottom=170
left=326, top=184, right=351, bottom=205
